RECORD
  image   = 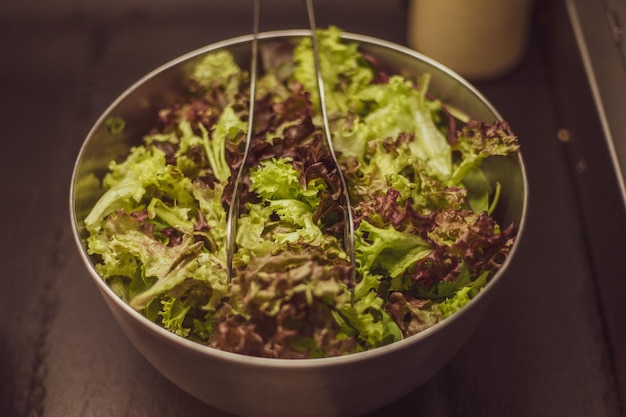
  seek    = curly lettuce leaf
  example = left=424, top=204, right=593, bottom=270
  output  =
left=212, top=250, right=356, bottom=358
left=335, top=290, right=402, bottom=349
left=146, top=197, right=194, bottom=233
left=88, top=210, right=197, bottom=297
left=449, top=120, right=519, bottom=186
left=129, top=249, right=227, bottom=311
left=249, top=157, right=306, bottom=202
left=356, top=138, right=416, bottom=202
left=158, top=295, right=221, bottom=342
left=159, top=296, right=192, bottom=337
left=438, top=270, right=488, bottom=318
left=386, top=292, right=444, bottom=337
left=333, top=270, right=403, bottom=349
left=355, top=220, right=432, bottom=278
left=175, top=105, right=246, bottom=184
left=84, top=146, right=167, bottom=231
left=190, top=50, right=246, bottom=104
left=189, top=180, right=228, bottom=250
left=354, top=74, right=452, bottom=179
left=293, top=25, right=374, bottom=116
left=236, top=157, right=331, bottom=253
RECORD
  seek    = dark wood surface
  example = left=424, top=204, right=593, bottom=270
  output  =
left=1, top=1, right=624, bottom=416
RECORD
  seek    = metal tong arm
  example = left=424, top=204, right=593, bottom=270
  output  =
left=226, top=0, right=260, bottom=282
left=305, top=0, right=357, bottom=281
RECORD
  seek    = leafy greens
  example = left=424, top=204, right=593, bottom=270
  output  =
left=83, top=27, right=520, bottom=358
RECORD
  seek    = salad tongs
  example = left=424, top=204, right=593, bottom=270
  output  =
left=226, top=0, right=357, bottom=284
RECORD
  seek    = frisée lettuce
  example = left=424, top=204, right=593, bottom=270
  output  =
left=83, top=27, right=520, bottom=358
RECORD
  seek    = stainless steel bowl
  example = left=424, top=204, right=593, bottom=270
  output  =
left=70, top=30, right=528, bottom=417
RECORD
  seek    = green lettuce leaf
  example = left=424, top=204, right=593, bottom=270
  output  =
left=355, top=74, right=452, bottom=179
left=355, top=220, right=432, bottom=278
left=293, top=25, right=374, bottom=116
left=190, top=50, right=245, bottom=104
left=449, top=120, right=519, bottom=186
left=84, top=146, right=167, bottom=231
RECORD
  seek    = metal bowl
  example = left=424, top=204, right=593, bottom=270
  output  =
left=70, top=30, right=528, bottom=417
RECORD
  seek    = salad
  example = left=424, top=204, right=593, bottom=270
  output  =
left=83, top=27, right=519, bottom=359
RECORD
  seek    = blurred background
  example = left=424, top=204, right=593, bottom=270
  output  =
left=2, top=0, right=626, bottom=416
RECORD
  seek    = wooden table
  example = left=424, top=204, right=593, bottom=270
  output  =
left=1, top=1, right=624, bottom=416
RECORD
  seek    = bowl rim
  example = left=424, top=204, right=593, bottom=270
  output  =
left=69, top=29, right=529, bottom=369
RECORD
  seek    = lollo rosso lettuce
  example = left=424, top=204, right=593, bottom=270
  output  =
left=83, top=27, right=520, bottom=358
